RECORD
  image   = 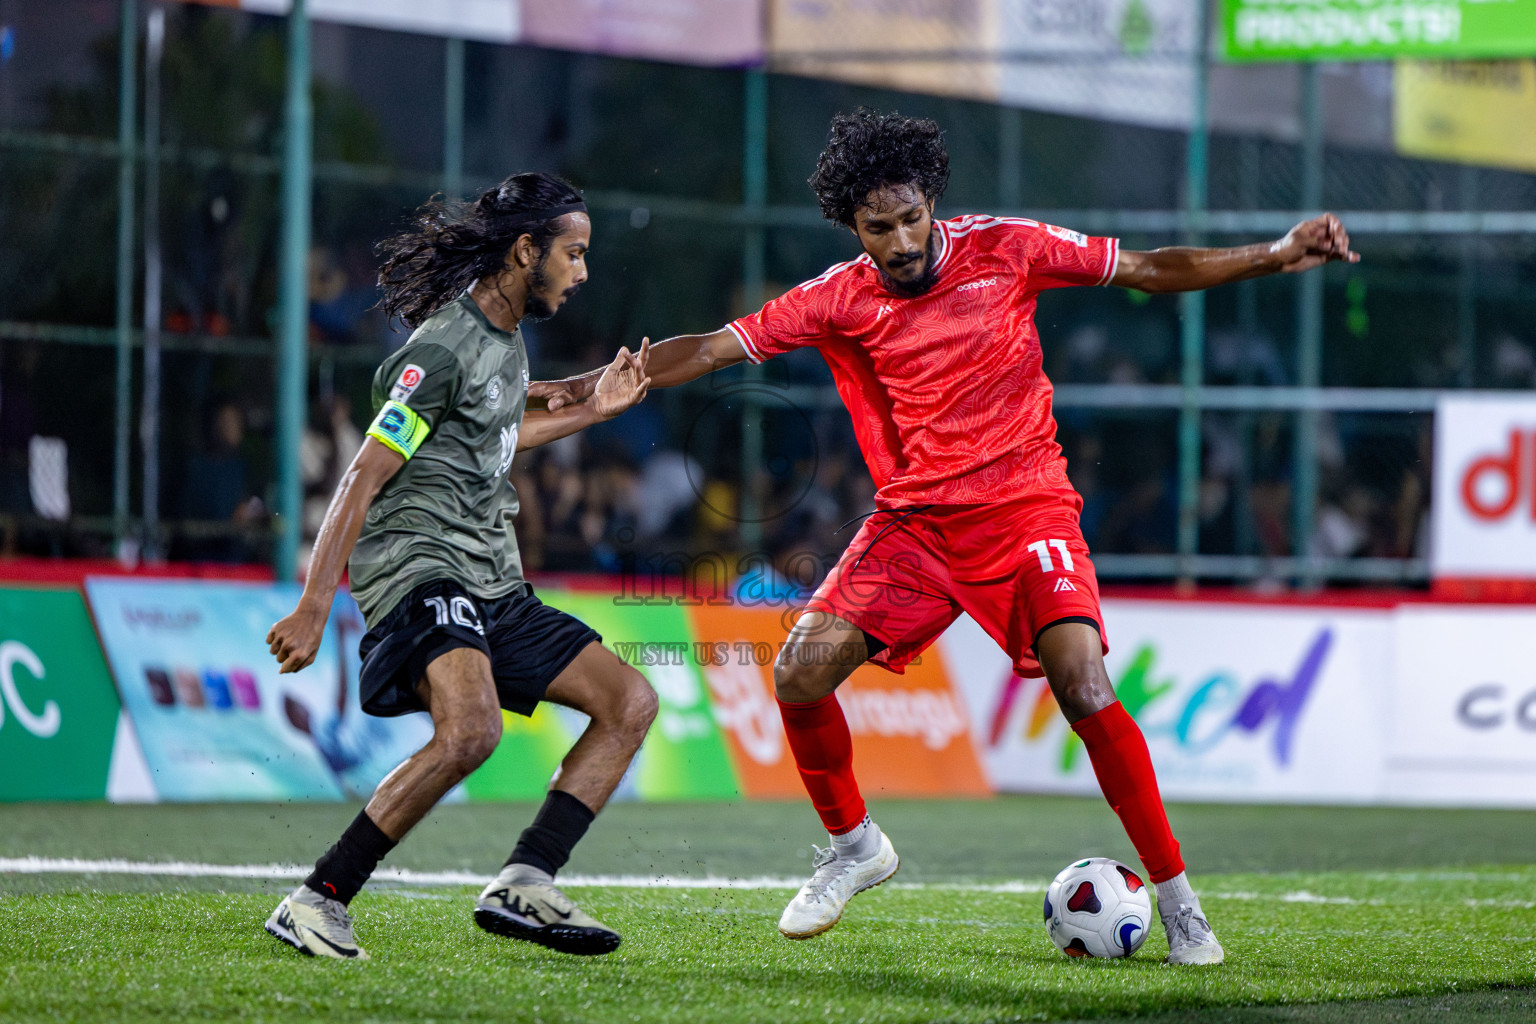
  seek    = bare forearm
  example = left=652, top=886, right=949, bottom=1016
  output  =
left=1114, top=242, right=1283, bottom=294
left=517, top=403, right=604, bottom=451
left=552, top=332, right=741, bottom=399
left=301, top=465, right=384, bottom=608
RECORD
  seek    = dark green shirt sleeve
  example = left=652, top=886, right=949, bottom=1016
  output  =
left=371, top=342, right=463, bottom=430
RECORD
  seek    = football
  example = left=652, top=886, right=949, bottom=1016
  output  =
left=1043, top=857, right=1153, bottom=958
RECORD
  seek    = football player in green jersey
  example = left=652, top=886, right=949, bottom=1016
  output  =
left=264, top=172, right=654, bottom=960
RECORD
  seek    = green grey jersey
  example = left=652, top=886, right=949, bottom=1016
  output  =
left=349, top=294, right=531, bottom=626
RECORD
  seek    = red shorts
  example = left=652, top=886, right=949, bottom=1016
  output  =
left=806, top=490, right=1107, bottom=678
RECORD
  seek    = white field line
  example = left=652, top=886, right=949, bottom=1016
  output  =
left=1, top=858, right=1518, bottom=908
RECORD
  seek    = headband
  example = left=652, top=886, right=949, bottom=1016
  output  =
left=489, top=201, right=589, bottom=233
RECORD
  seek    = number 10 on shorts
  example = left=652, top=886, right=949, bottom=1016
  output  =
left=1027, top=539, right=1075, bottom=573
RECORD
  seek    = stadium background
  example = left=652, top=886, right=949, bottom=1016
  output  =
left=3, top=3, right=1536, bottom=1021
left=2, top=0, right=1536, bottom=804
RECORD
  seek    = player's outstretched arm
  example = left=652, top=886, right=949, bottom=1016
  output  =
left=518, top=340, right=653, bottom=451
left=531, top=329, right=747, bottom=412
left=267, top=438, right=405, bottom=674
left=1112, top=213, right=1360, bottom=294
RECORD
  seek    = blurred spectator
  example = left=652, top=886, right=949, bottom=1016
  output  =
left=176, top=401, right=265, bottom=562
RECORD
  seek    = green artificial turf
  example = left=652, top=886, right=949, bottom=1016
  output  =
left=1, top=798, right=1533, bottom=1023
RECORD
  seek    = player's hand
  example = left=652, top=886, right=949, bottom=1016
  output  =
left=528, top=378, right=588, bottom=412
left=1273, top=213, right=1360, bottom=274
left=591, top=337, right=651, bottom=420
left=267, top=601, right=328, bottom=674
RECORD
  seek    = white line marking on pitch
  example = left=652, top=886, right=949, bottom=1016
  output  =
left=0, top=858, right=1488, bottom=907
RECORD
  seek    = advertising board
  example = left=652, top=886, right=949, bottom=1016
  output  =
left=691, top=604, right=990, bottom=799
left=1387, top=606, right=1536, bottom=805
left=1431, top=395, right=1536, bottom=581
left=86, top=578, right=433, bottom=802
left=0, top=587, right=123, bottom=801
left=942, top=601, right=1391, bottom=803
left=1222, top=0, right=1536, bottom=62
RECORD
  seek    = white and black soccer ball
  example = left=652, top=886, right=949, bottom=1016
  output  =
left=1043, top=857, right=1152, bottom=958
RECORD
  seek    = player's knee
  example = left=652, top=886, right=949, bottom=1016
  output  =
left=772, top=648, right=839, bottom=704
left=619, top=667, right=659, bottom=733
left=437, top=716, right=502, bottom=778
left=1047, top=659, right=1113, bottom=722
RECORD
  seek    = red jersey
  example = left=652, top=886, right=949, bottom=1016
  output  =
left=726, top=215, right=1119, bottom=507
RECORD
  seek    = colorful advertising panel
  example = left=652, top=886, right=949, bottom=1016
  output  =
left=1431, top=395, right=1536, bottom=581
left=1222, top=0, right=1536, bottom=62
left=522, top=0, right=764, bottom=67
left=86, top=579, right=433, bottom=802
left=943, top=601, right=1391, bottom=803
left=691, top=604, right=991, bottom=799
left=0, top=587, right=122, bottom=801
left=769, top=0, right=1200, bottom=130
left=1396, top=60, right=1536, bottom=176
left=464, top=587, right=742, bottom=802
left=1387, top=607, right=1536, bottom=807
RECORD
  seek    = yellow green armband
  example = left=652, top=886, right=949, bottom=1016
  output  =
left=367, top=400, right=431, bottom=459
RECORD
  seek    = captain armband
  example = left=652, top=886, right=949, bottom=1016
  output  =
left=367, top=400, right=431, bottom=459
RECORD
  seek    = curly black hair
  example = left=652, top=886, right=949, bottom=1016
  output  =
left=376, top=171, right=583, bottom=329
left=808, top=109, right=950, bottom=228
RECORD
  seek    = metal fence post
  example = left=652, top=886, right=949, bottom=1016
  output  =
left=275, top=0, right=312, bottom=581
left=140, top=6, right=163, bottom=559
left=738, top=68, right=768, bottom=549
left=443, top=35, right=465, bottom=201
left=113, top=0, right=139, bottom=549
left=1293, top=62, right=1324, bottom=578
left=1177, top=0, right=1212, bottom=582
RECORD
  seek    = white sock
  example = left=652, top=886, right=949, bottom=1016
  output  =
left=1153, top=871, right=1199, bottom=919
left=830, top=815, right=880, bottom=860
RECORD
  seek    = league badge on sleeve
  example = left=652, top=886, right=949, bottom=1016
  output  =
left=390, top=364, right=426, bottom=402
left=1045, top=225, right=1088, bottom=248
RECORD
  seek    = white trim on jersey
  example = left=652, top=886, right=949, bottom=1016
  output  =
left=797, top=254, right=871, bottom=294
left=1095, top=237, right=1120, bottom=287
left=725, top=320, right=764, bottom=364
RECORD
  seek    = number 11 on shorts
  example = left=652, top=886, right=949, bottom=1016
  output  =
left=1027, top=539, right=1074, bottom=573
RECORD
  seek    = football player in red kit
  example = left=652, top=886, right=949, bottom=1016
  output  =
left=541, top=110, right=1357, bottom=963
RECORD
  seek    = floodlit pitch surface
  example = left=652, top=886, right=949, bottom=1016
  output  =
left=1, top=798, right=1532, bottom=1023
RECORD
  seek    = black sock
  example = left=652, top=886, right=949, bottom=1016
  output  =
left=304, top=810, right=396, bottom=905
left=506, top=790, right=595, bottom=877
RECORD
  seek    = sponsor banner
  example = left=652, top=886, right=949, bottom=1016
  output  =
left=1396, top=60, right=1536, bottom=174
left=537, top=589, right=742, bottom=802
left=522, top=0, right=764, bottom=67
left=690, top=604, right=990, bottom=799
left=1387, top=607, right=1536, bottom=806
left=0, top=587, right=122, bottom=801
left=183, top=1, right=766, bottom=64
left=769, top=0, right=1002, bottom=103
left=184, top=0, right=521, bottom=41
left=943, top=601, right=1390, bottom=802
left=768, top=0, right=1200, bottom=130
left=1222, top=0, right=1536, bottom=62
left=1431, top=395, right=1536, bottom=580
left=86, top=579, right=433, bottom=802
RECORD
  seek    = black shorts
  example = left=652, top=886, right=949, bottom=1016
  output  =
left=357, top=579, right=601, bottom=718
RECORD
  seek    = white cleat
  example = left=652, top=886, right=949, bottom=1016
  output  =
left=1161, top=903, right=1224, bottom=965
left=778, top=833, right=900, bottom=939
left=265, top=885, right=369, bottom=960
left=474, top=864, right=622, bottom=956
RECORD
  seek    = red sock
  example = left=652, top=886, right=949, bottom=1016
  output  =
left=777, top=693, right=867, bottom=835
left=1072, top=701, right=1185, bottom=883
